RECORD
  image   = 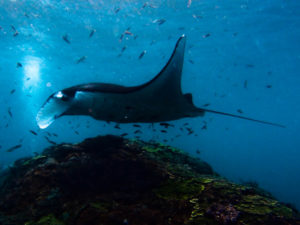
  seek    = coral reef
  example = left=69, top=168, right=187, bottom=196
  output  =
left=0, top=135, right=299, bottom=225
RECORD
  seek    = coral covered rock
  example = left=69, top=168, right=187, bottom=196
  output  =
left=0, top=135, right=298, bottom=225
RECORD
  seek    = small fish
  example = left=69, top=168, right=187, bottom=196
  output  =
left=244, top=80, right=248, bottom=89
left=119, top=34, right=124, bottom=42
left=124, top=30, right=133, bottom=36
left=246, top=64, right=254, bottom=68
left=188, top=59, right=194, bottom=64
left=142, top=2, right=156, bottom=8
left=138, top=50, right=146, bottom=59
left=29, top=130, right=38, bottom=136
left=150, top=40, right=156, bottom=45
left=8, top=108, right=13, bottom=118
left=52, top=133, right=58, bottom=137
left=266, top=85, right=272, bottom=88
left=74, top=130, right=79, bottom=135
left=114, top=7, right=120, bottom=13
left=45, top=136, right=57, bottom=145
left=203, top=33, right=210, bottom=38
left=160, top=130, right=167, bottom=133
left=201, top=124, right=207, bottom=130
left=89, top=29, right=95, bottom=38
left=46, top=131, right=52, bottom=137
left=183, top=123, right=189, bottom=126
left=134, top=130, right=142, bottom=134
left=11, top=25, right=19, bottom=36
left=186, top=127, right=194, bottom=135
left=10, top=89, right=16, bottom=94
left=11, top=25, right=16, bottom=32
left=6, top=144, right=22, bottom=152
left=16, top=62, right=22, bottom=68
left=121, top=133, right=128, bottom=137
left=133, top=124, right=141, bottom=128
left=237, top=109, right=243, bottom=114
left=76, top=56, right=86, bottom=64
left=202, top=103, right=210, bottom=107
left=196, top=149, right=200, bottom=154
left=142, top=2, right=148, bottom=8
left=141, top=2, right=156, bottom=9
left=121, top=46, right=127, bottom=53
left=192, top=14, right=203, bottom=19
left=187, top=0, right=192, bottom=8
left=159, top=122, right=173, bottom=128
left=153, top=19, right=166, bottom=25
left=114, top=124, right=121, bottom=129
left=62, top=34, right=70, bottom=44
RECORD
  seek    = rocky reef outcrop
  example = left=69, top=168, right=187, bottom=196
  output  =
left=0, top=135, right=298, bottom=225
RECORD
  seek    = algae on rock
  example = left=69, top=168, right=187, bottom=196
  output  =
left=0, top=135, right=298, bottom=225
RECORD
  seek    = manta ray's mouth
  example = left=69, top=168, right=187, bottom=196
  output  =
left=36, top=95, right=71, bottom=129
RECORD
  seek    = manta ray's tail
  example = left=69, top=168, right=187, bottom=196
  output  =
left=197, top=108, right=286, bottom=128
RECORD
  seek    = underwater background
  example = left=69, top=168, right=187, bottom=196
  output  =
left=0, top=0, right=299, bottom=210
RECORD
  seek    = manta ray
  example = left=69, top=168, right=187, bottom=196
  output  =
left=36, top=35, right=284, bottom=129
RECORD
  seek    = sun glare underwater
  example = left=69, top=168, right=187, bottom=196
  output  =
left=0, top=0, right=300, bottom=212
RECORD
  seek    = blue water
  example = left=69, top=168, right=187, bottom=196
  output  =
left=1, top=0, right=300, bottom=209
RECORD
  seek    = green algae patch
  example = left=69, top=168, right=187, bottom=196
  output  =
left=90, top=201, right=112, bottom=213
left=236, top=194, right=294, bottom=218
left=141, top=142, right=182, bottom=155
left=199, top=177, right=214, bottom=184
left=138, top=141, right=214, bottom=177
left=189, top=198, right=205, bottom=218
left=25, top=214, right=64, bottom=225
left=154, top=178, right=205, bottom=200
left=237, top=195, right=275, bottom=215
left=142, top=145, right=161, bottom=153
left=273, top=205, right=294, bottom=218
left=22, top=155, right=47, bottom=166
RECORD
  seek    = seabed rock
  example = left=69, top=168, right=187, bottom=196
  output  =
left=0, top=135, right=299, bottom=225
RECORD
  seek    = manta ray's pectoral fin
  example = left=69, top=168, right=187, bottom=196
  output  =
left=196, top=107, right=286, bottom=128
left=138, top=35, right=186, bottom=98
